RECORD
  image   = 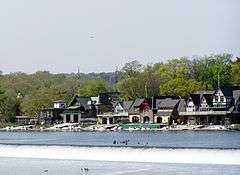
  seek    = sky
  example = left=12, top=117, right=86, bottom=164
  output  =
left=0, top=0, right=239, bottom=74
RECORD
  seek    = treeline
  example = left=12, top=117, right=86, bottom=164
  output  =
left=0, top=53, right=240, bottom=122
left=118, top=53, right=240, bottom=99
left=0, top=71, right=120, bottom=122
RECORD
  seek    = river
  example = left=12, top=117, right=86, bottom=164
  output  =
left=0, top=131, right=239, bottom=175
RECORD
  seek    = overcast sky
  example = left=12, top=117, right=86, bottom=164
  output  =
left=0, top=0, right=239, bottom=74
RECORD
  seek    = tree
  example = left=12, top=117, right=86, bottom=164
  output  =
left=232, top=61, right=240, bottom=85
left=192, top=54, right=233, bottom=89
left=121, top=60, right=143, bottom=78
left=78, top=80, right=107, bottom=97
left=0, top=88, right=18, bottom=122
left=20, top=86, right=71, bottom=117
left=160, top=78, right=203, bottom=97
left=117, top=76, right=146, bottom=100
left=142, top=65, right=162, bottom=97
left=154, top=57, right=192, bottom=82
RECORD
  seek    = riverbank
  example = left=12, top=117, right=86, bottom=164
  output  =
left=1, top=123, right=240, bottom=132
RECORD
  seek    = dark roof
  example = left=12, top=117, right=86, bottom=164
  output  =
left=189, top=94, right=201, bottom=106
left=189, top=91, right=213, bottom=108
left=202, top=94, right=213, bottom=106
left=69, top=96, right=91, bottom=110
left=122, top=101, right=134, bottom=111
left=192, top=91, right=213, bottom=105
left=99, top=92, right=120, bottom=104
left=99, top=93, right=111, bottom=104
left=156, top=98, right=180, bottom=109
left=218, top=86, right=240, bottom=97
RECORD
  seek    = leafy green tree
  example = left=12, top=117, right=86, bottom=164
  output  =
left=78, top=80, right=107, bottom=97
left=160, top=78, right=203, bottom=97
left=0, top=88, right=18, bottom=122
left=142, top=65, right=162, bottom=97
left=231, top=59, right=240, bottom=85
left=121, top=60, right=143, bottom=78
left=0, top=72, right=36, bottom=96
left=20, top=86, right=71, bottom=117
left=154, top=57, right=192, bottom=82
left=117, top=76, right=146, bottom=100
left=192, top=54, right=232, bottom=88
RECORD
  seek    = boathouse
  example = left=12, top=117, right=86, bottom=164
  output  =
left=62, top=95, right=97, bottom=124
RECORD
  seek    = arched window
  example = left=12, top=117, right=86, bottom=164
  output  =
left=132, top=116, right=140, bottom=123
left=143, top=116, right=150, bottom=123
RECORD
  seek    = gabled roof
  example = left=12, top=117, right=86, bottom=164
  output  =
left=122, top=101, right=134, bottom=111
left=129, top=98, right=146, bottom=113
left=177, top=99, right=186, bottom=112
left=189, top=91, right=214, bottom=107
left=132, top=98, right=145, bottom=107
left=111, top=101, right=119, bottom=108
left=156, top=98, right=180, bottom=109
left=99, top=92, right=120, bottom=104
left=189, top=94, right=201, bottom=106
left=216, top=86, right=240, bottom=97
left=202, top=94, right=213, bottom=106
left=152, top=96, right=180, bottom=108
left=69, top=95, right=92, bottom=110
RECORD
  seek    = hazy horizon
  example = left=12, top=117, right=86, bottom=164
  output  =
left=0, top=0, right=239, bottom=74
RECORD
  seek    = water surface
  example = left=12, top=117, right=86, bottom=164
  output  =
left=0, top=131, right=240, bottom=175
left=0, top=130, right=239, bottom=149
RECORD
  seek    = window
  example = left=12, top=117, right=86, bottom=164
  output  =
left=73, top=114, right=78, bottom=123
left=102, top=118, right=107, bottom=124
left=132, top=116, right=140, bottom=123
left=157, top=117, right=162, bottom=123
left=215, top=96, right=218, bottom=102
left=143, top=116, right=150, bottom=123
left=66, top=115, right=70, bottom=123
left=220, top=96, right=224, bottom=103
left=109, top=118, right=113, bottom=124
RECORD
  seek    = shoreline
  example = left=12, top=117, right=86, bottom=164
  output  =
left=0, top=124, right=239, bottom=132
